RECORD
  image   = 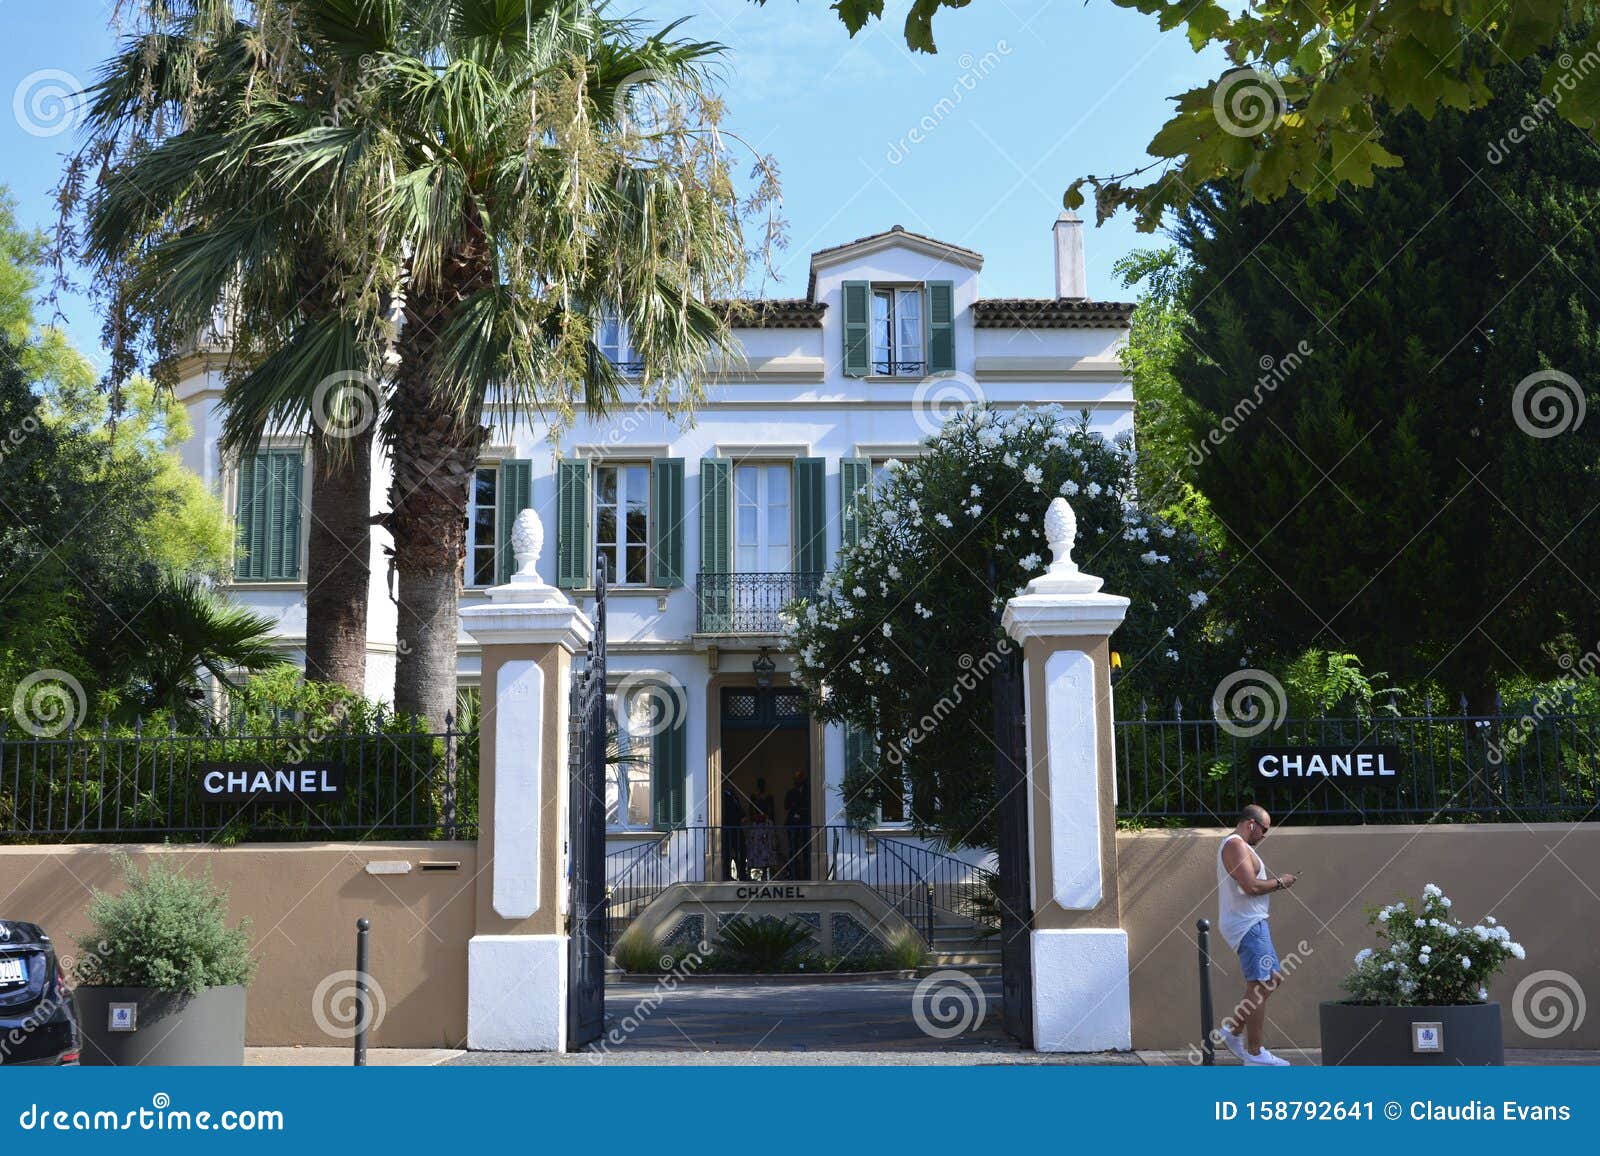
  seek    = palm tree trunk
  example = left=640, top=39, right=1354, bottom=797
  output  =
left=388, top=272, right=487, bottom=729
left=303, top=431, right=372, bottom=692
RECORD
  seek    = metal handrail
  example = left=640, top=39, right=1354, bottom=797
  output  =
left=694, top=571, right=824, bottom=634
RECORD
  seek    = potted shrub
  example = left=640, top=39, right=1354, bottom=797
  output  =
left=73, top=858, right=256, bottom=1066
left=1321, top=883, right=1524, bottom=1066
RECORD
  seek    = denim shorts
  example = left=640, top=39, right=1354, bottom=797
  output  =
left=1236, top=919, right=1280, bottom=982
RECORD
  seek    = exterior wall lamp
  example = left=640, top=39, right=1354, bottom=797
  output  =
left=753, top=647, right=776, bottom=689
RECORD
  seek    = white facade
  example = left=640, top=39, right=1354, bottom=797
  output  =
left=174, top=217, right=1133, bottom=852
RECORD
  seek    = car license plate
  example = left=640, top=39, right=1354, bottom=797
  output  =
left=0, top=958, right=25, bottom=985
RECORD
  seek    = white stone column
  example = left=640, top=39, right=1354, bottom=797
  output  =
left=460, top=510, right=592, bottom=1051
left=1001, top=498, right=1132, bottom=1052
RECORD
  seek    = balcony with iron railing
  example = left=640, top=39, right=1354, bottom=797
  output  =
left=695, top=571, right=823, bottom=638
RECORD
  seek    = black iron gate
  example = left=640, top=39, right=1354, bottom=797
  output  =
left=992, top=646, right=1034, bottom=1046
left=566, top=556, right=608, bottom=1050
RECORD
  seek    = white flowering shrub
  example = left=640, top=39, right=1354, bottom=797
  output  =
left=1343, top=884, right=1525, bottom=1006
left=787, top=405, right=1229, bottom=844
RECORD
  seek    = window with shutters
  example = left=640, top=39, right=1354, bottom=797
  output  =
left=233, top=448, right=305, bottom=582
left=597, top=311, right=642, bottom=374
left=605, top=686, right=654, bottom=829
left=870, top=286, right=925, bottom=376
left=594, top=463, right=652, bottom=585
left=465, top=466, right=499, bottom=587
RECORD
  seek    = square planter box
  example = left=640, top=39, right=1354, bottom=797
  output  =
left=1320, top=1000, right=1503, bottom=1066
left=76, top=986, right=246, bottom=1066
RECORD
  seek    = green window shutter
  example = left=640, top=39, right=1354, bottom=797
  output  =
left=842, top=280, right=871, bottom=378
left=556, top=460, right=590, bottom=588
left=652, top=685, right=687, bottom=828
left=839, top=458, right=871, bottom=550
left=235, top=449, right=302, bottom=582
left=496, top=460, right=533, bottom=585
left=926, top=281, right=955, bottom=375
left=795, top=457, right=827, bottom=574
left=651, top=458, right=685, bottom=588
left=699, top=458, right=731, bottom=573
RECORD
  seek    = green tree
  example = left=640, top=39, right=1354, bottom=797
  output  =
left=776, top=1, right=1597, bottom=228
left=788, top=406, right=1232, bottom=846
left=1172, top=40, right=1600, bottom=713
left=74, top=1, right=385, bottom=693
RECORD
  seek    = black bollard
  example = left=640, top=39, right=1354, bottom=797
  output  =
left=354, top=918, right=371, bottom=1067
left=1196, top=918, right=1215, bottom=1066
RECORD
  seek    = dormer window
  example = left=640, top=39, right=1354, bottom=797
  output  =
left=597, top=312, right=642, bottom=374
left=841, top=279, right=954, bottom=379
left=871, top=287, right=924, bottom=376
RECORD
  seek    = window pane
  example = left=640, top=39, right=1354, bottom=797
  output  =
left=625, top=505, right=648, bottom=546
left=736, top=505, right=758, bottom=542
left=597, top=544, right=617, bottom=585
left=596, top=466, right=617, bottom=506
left=475, top=468, right=497, bottom=507
left=626, top=545, right=649, bottom=585
left=766, top=466, right=789, bottom=503
left=735, top=466, right=757, bottom=504
left=767, top=504, right=789, bottom=546
left=735, top=544, right=758, bottom=571
left=596, top=507, right=618, bottom=549
left=472, top=547, right=495, bottom=587
left=624, top=466, right=649, bottom=501
left=872, top=290, right=893, bottom=371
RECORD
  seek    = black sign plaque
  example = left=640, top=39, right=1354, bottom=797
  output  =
left=1249, top=746, right=1402, bottom=785
left=197, top=761, right=346, bottom=802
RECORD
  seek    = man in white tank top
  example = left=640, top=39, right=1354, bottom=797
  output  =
left=1216, top=803, right=1297, bottom=1066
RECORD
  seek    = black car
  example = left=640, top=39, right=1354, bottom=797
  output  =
left=0, top=920, right=80, bottom=1065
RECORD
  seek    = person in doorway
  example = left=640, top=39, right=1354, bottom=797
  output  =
left=1217, top=803, right=1297, bottom=1066
left=721, top=784, right=747, bottom=881
left=747, top=811, right=780, bottom=880
left=751, top=778, right=776, bottom=830
left=782, top=770, right=811, bottom=880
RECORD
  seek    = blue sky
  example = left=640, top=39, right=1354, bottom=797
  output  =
left=2, top=0, right=1222, bottom=370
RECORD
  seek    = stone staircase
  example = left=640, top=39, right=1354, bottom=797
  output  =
left=920, top=915, right=1001, bottom=976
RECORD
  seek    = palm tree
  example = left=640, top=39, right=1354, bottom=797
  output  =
left=263, top=0, right=764, bottom=726
left=71, top=2, right=383, bottom=694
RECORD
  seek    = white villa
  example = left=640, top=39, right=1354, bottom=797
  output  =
left=172, top=213, right=1133, bottom=851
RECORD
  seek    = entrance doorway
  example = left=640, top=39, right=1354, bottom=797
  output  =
left=714, top=684, right=816, bottom=882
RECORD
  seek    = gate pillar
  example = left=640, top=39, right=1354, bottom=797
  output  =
left=1001, top=497, right=1132, bottom=1052
left=460, top=510, right=592, bottom=1051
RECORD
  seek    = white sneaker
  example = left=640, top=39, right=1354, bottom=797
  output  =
left=1219, top=1026, right=1247, bottom=1061
left=1243, top=1047, right=1291, bottom=1067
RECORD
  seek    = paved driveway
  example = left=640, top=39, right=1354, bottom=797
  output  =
left=592, top=976, right=1011, bottom=1053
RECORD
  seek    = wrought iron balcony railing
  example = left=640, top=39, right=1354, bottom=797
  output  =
left=695, top=571, right=822, bottom=635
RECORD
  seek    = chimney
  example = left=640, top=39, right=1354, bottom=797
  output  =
left=1053, top=210, right=1087, bottom=300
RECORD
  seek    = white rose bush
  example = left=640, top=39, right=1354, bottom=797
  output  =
left=786, top=405, right=1230, bottom=845
left=1343, top=883, right=1525, bottom=1006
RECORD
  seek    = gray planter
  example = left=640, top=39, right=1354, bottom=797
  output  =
left=76, top=986, right=246, bottom=1066
left=1320, top=1000, right=1503, bottom=1066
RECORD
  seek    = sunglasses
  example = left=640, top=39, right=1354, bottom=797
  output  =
left=1250, top=818, right=1271, bottom=836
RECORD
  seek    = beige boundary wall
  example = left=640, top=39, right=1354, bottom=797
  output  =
left=1119, top=823, right=1600, bottom=1052
left=1, top=841, right=478, bottom=1048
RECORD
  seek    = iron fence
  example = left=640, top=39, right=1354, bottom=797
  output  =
left=0, top=716, right=477, bottom=844
left=603, top=824, right=996, bottom=950
left=1116, top=705, right=1600, bottom=825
